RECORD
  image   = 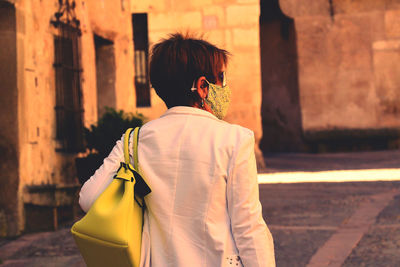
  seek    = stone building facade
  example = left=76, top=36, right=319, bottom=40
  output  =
left=0, top=0, right=263, bottom=237
left=0, top=0, right=138, bottom=237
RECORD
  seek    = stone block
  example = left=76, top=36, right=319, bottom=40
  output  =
left=185, top=0, right=214, bottom=10
left=236, top=0, right=259, bottom=4
left=203, top=29, right=226, bottom=47
left=178, top=11, right=202, bottom=30
left=202, top=5, right=225, bottom=29
left=295, top=17, right=334, bottom=90
left=226, top=4, right=259, bottom=27
left=130, top=1, right=149, bottom=13
left=295, top=16, right=331, bottom=54
left=385, top=0, right=400, bottom=10
left=212, top=0, right=233, bottom=4
left=385, top=9, right=400, bottom=38
left=280, top=0, right=330, bottom=18
left=155, top=0, right=214, bottom=11
left=300, top=66, right=378, bottom=129
left=130, top=0, right=166, bottom=12
left=365, top=11, right=386, bottom=41
left=148, top=13, right=174, bottom=31
left=300, top=68, right=378, bottom=131
left=228, top=47, right=260, bottom=78
left=334, top=0, right=385, bottom=14
left=202, top=5, right=225, bottom=20
left=232, top=27, right=259, bottom=48
left=331, top=15, right=376, bottom=69
left=373, top=40, right=400, bottom=50
left=203, top=15, right=219, bottom=31
left=230, top=74, right=261, bottom=104
left=373, top=46, right=400, bottom=127
left=150, top=11, right=202, bottom=31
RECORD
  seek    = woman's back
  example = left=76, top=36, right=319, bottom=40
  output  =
left=138, top=106, right=275, bottom=266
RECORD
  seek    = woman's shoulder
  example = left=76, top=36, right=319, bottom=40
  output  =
left=139, top=111, right=254, bottom=142
left=219, top=120, right=254, bottom=140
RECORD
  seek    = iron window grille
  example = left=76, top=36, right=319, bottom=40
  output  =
left=51, top=1, right=84, bottom=152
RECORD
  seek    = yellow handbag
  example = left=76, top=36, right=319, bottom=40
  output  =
left=71, top=127, right=151, bottom=267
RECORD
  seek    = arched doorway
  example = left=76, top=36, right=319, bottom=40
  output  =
left=0, top=1, right=19, bottom=237
left=259, top=0, right=305, bottom=153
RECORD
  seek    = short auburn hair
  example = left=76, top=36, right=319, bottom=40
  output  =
left=149, top=33, right=229, bottom=108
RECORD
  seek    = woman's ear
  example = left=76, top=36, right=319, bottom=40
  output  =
left=196, top=76, right=208, bottom=99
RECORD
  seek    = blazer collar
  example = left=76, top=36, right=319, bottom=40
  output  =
left=160, top=106, right=219, bottom=121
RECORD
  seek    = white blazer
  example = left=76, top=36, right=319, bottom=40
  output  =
left=79, top=106, right=275, bottom=267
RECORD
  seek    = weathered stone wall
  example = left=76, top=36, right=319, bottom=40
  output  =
left=9, top=0, right=136, bottom=235
left=0, top=1, right=19, bottom=237
left=280, top=0, right=400, bottom=132
left=132, top=0, right=265, bottom=165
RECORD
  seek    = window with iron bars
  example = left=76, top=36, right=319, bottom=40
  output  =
left=53, top=23, right=84, bottom=152
left=132, top=13, right=151, bottom=107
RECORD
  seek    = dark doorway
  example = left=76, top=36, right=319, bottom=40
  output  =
left=94, top=34, right=116, bottom=118
left=132, top=13, right=150, bottom=107
left=259, top=0, right=305, bottom=152
left=0, top=1, right=19, bottom=236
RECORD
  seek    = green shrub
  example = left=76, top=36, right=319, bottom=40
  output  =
left=84, top=107, right=145, bottom=157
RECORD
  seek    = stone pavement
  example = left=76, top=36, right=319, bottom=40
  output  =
left=260, top=182, right=400, bottom=267
left=0, top=150, right=399, bottom=266
left=260, top=150, right=400, bottom=266
left=308, top=191, right=398, bottom=267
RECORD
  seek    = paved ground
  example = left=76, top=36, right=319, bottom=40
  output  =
left=262, top=150, right=400, bottom=173
left=261, top=182, right=400, bottom=267
left=0, top=150, right=400, bottom=266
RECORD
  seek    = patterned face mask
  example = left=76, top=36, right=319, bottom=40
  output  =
left=204, top=80, right=231, bottom=120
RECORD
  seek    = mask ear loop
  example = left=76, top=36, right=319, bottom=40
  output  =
left=190, top=81, right=197, bottom=92
left=190, top=80, right=207, bottom=109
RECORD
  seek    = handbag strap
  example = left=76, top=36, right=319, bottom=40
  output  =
left=122, top=127, right=140, bottom=169
left=123, top=128, right=134, bottom=165
left=132, top=127, right=140, bottom=170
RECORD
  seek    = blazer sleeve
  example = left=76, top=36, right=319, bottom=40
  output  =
left=227, top=130, right=276, bottom=267
left=78, top=135, right=125, bottom=213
